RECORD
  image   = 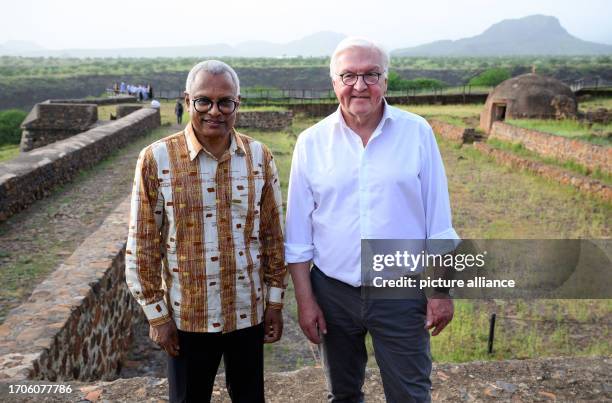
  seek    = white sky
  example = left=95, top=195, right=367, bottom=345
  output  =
left=1, top=0, right=611, bottom=50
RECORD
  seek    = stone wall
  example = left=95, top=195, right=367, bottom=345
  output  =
left=48, top=95, right=136, bottom=105
left=387, top=93, right=488, bottom=105
left=429, top=119, right=477, bottom=144
left=277, top=94, right=489, bottom=118
left=236, top=111, right=293, bottom=130
left=116, top=105, right=143, bottom=118
left=0, top=108, right=160, bottom=222
left=20, top=103, right=98, bottom=151
left=474, top=142, right=611, bottom=202
left=286, top=103, right=339, bottom=117
left=0, top=198, right=143, bottom=381
left=489, top=121, right=612, bottom=175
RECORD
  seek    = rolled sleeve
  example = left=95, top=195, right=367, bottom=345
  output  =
left=420, top=124, right=460, bottom=247
left=285, top=134, right=316, bottom=264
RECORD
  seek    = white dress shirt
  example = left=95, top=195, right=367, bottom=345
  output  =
left=285, top=102, right=459, bottom=286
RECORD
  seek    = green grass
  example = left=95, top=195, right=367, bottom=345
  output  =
left=396, top=103, right=483, bottom=129
left=579, top=96, right=612, bottom=111
left=506, top=119, right=612, bottom=146
left=0, top=143, right=19, bottom=162
left=486, top=138, right=612, bottom=185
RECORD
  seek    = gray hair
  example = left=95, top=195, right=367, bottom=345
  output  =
left=329, top=37, right=390, bottom=79
left=185, top=60, right=240, bottom=95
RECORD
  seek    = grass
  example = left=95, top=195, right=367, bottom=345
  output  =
left=506, top=118, right=611, bottom=146
left=397, top=103, right=483, bottom=128
left=486, top=138, right=612, bottom=185
left=579, top=96, right=612, bottom=111
left=0, top=143, right=19, bottom=162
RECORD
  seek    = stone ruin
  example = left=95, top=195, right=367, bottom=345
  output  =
left=480, top=73, right=577, bottom=134
left=20, top=102, right=98, bottom=152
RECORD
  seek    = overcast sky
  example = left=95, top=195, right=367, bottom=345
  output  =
left=1, top=0, right=611, bottom=50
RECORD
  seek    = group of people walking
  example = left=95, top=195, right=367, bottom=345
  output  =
left=126, top=37, right=458, bottom=403
left=112, top=82, right=154, bottom=101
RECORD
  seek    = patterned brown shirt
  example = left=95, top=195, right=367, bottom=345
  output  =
left=126, top=124, right=286, bottom=333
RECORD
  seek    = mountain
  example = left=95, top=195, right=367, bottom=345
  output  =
left=392, top=15, right=612, bottom=56
left=0, top=32, right=346, bottom=58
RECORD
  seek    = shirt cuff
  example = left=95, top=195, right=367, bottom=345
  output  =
left=427, top=228, right=461, bottom=254
left=285, top=242, right=314, bottom=263
left=142, top=300, right=172, bottom=326
left=266, top=286, right=285, bottom=310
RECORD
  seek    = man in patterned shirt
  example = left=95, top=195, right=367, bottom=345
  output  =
left=126, top=60, right=286, bottom=403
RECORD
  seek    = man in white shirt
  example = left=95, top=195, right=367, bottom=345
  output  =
left=285, top=37, right=459, bottom=402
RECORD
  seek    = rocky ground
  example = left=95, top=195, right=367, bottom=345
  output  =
left=0, top=356, right=610, bottom=402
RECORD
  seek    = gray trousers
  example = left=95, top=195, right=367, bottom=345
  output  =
left=311, top=266, right=432, bottom=403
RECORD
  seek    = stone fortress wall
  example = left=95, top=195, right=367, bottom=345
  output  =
left=236, top=110, right=293, bottom=130
left=0, top=108, right=160, bottom=222
left=20, top=102, right=99, bottom=152
left=489, top=121, right=612, bottom=175
left=0, top=197, right=141, bottom=381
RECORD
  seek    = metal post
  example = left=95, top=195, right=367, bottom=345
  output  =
left=488, top=313, right=496, bottom=354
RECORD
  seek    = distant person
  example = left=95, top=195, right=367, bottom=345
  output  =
left=138, top=86, right=144, bottom=102
left=174, top=98, right=184, bottom=124
left=147, top=83, right=154, bottom=100
left=113, top=82, right=119, bottom=95
left=126, top=60, right=286, bottom=403
left=120, top=81, right=126, bottom=94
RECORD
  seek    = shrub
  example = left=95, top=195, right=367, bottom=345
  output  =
left=0, top=109, right=27, bottom=145
left=387, top=71, right=447, bottom=91
left=468, top=68, right=511, bottom=87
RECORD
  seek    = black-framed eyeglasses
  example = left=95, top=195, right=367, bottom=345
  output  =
left=192, top=97, right=239, bottom=114
left=336, top=72, right=383, bottom=86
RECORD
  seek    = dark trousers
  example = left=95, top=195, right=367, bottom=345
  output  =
left=167, top=323, right=265, bottom=403
left=311, top=266, right=432, bottom=403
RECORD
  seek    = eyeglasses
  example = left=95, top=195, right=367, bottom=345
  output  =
left=192, top=97, right=239, bottom=114
left=336, top=72, right=383, bottom=86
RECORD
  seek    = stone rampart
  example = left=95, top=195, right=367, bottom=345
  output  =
left=236, top=111, right=293, bottom=130
left=116, top=105, right=143, bottom=118
left=489, top=122, right=612, bottom=175
left=0, top=108, right=160, bottom=222
left=429, top=119, right=477, bottom=144
left=48, top=95, right=136, bottom=105
left=387, top=93, right=488, bottom=105
left=274, top=93, right=488, bottom=118
left=20, top=103, right=98, bottom=151
left=0, top=197, right=142, bottom=381
left=286, top=103, right=339, bottom=117
left=474, top=142, right=611, bottom=202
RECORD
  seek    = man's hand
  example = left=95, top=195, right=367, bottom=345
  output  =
left=150, top=320, right=180, bottom=357
left=264, top=307, right=283, bottom=343
left=297, top=297, right=327, bottom=344
left=425, top=295, right=454, bottom=336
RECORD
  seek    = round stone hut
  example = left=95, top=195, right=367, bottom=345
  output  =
left=479, top=73, right=577, bottom=134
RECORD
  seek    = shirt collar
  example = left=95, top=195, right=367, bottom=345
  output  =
left=334, top=98, right=395, bottom=132
left=184, top=123, right=246, bottom=161
left=334, top=98, right=395, bottom=127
